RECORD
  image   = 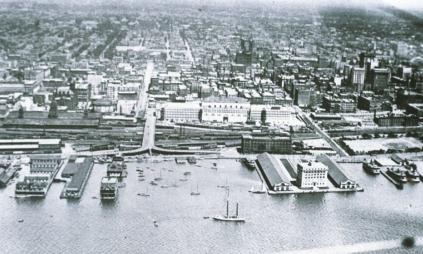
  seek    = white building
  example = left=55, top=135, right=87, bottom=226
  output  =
left=297, top=160, right=329, bottom=189
left=160, top=101, right=201, bottom=122
left=107, top=80, right=140, bottom=102
left=250, top=105, right=296, bottom=126
left=201, top=96, right=249, bottom=123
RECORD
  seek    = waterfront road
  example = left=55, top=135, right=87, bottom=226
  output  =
left=296, top=106, right=349, bottom=157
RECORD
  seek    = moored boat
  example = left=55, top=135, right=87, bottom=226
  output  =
left=387, top=167, right=407, bottom=183
left=363, top=160, right=381, bottom=175
left=100, top=177, right=118, bottom=200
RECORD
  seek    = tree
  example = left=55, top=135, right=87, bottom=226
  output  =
left=362, top=133, right=372, bottom=139
left=48, top=101, right=58, bottom=118
left=387, top=133, right=397, bottom=138
left=18, top=106, right=24, bottom=119
left=261, top=109, right=267, bottom=125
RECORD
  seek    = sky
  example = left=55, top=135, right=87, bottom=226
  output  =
left=1, top=0, right=422, bottom=10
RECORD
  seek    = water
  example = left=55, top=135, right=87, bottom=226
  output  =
left=1, top=158, right=423, bottom=254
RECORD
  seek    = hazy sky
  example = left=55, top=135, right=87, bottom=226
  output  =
left=1, top=0, right=422, bottom=10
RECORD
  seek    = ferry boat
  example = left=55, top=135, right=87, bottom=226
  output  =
left=362, top=160, right=381, bottom=175
left=100, top=177, right=118, bottom=200
left=241, top=158, right=256, bottom=170
left=107, top=156, right=127, bottom=178
left=387, top=167, right=408, bottom=183
left=213, top=201, right=245, bottom=223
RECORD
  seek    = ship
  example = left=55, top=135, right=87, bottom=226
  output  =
left=386, top=167, right=408, bottom=183
left=362, top=160, right=381, bottom=175
left=405, top=164, right=420, bottom=183
left=100, top=177, right=118, bottom=200
left=213, top=201, right=245, bottom=223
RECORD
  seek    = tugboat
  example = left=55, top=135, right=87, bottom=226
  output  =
left=405, top=164, right=420, bottom=183
left=363, top=160, right=381, bottom=175
left=100, top=177, right=118, bottom=200
left=241, top=158, right=256, bottom=170
left=387, top=167, right=408, bottom=183
left=187, top=156, right=197, bottom=164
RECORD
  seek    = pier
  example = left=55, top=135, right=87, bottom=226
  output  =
left=380, top=169, right=403, bottom=189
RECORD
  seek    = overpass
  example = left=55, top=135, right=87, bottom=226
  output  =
left=77, top=113, right=217, bottom=156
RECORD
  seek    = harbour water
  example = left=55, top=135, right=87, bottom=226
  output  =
left=1, top=158, right=423, bottom=253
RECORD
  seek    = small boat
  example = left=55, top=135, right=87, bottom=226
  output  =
left=190, top=184, right=200, bottom=196
left=248, top=182, right=266, bottom=194
left=175, top=158, right=187, bottom=164
left=153, top=220, right=158, bottom=227
left=150, top=181, right=158, bottom=186
left=183, top=171, right=191, bottom=176
left=138, top=187, right=150, bottom=197
left=217, top=179, right=229, bottom=189
left=18, top=219, right=24, bottom=223
left=203, top=216, right=210, bottom=219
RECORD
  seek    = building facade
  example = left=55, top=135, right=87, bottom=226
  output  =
left=297, top=160, right=329, bottom=189
left=242, top=135, right=292, bottom=154
left=201, top=97, right=249, bottom=123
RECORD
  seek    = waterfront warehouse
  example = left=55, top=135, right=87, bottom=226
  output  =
left=29, top=155, right=62, bottom=175
left=256, top=153, right=293, bottom=191
left=317, top=154, right=358, bottom=189
left=63, top=156, right=94, bottom=198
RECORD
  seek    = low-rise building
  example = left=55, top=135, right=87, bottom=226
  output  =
left=160, top=101, right=201, bottom=122
left=242, top=135, right=292, bottom=154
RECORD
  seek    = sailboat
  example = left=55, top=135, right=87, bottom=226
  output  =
left=139, top=187, right=150, bottom=197
left=217, top=178, right=229, bottom=189
left=213, top=201, right=245, bottom=222
left=154, top=168, right=163, bottom=181
left=248, top=182, right=267, bottom=194
left=190, top=184, right=200, bottom=196
left=213, top=189, right=245, bottom=222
